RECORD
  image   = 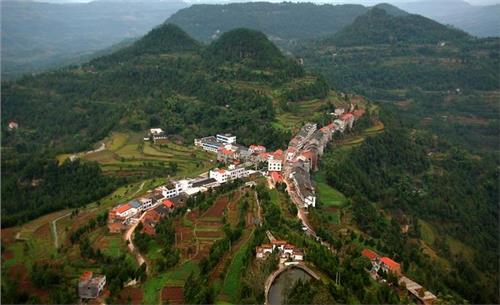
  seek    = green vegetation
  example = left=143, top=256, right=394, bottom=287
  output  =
left=313, top=170, right=347, bottom=207
left=327, top=8, right=470, bottom=46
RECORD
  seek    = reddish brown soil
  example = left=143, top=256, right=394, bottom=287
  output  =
left=8, top=264, right=49, bottom=300
left=196, top=220, right=221, bottom=227
left=203, top=195, right=229, bottom=218
left=196, top=231, right=223, bottom=238
left=117, top=287, right=143, bottom=304
left=161, top=286, right=184, bottom=304
left=2, top=227, right=17, bottom=243
left=33, top=223, right=51, bottom=239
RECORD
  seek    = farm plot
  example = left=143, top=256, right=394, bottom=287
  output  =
left=161, top=286, right=184, bottom=304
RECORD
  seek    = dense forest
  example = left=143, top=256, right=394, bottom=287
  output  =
left=166, top=2, right=371, bottom=43
left=320, top=108, right=499, bottom=303
left=326, top=8, right=470, bottom=46
left=294, top=7, right=500, bottom=154
left=1, top=24, right=329, bottom=226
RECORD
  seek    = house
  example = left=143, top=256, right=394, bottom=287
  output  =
left=217, top=147, right=235, bottom=163
left=8, top=121, right=18, bottom=131
left=283, top=244, right=295, bottom=255
left=291, top=165, right=316, bottom=207
left=162, top=199, right=175, bottom=209
left=340, top=113, right=355, bottom=129
left=209, top=166, right=249, bottom=184
left=270, top=171, right=283, bottom=185
left=139, top=197, right=155, bottom=211
left=353, top=108, right=366, bottom=120
left=153, top=204, right=171, bottom=217
left=256, top=244, right=273, bottom=259
left=78, top=272, right=106, bottom=299
left=114, top=204, right=138, bottom=219
left=216, top=133, right=236, bottom=144
left=334, top=108, right=345, bottom=117
left=272, top=240, right=287, bottom=251
left=268, top=159, right=282, bottom=172
left=159, top=182, right=185, bottom=199
left=399, top=276, right=437, bottom=305
left=194, top=136, right=223, bottom=152
left=249, top=145, right=266, bottom=154
left=128, top=200, right=142, bottom=210
left=141, top=209, right=162, bottom=236
left=292, top=250, right=304, bottom=261
left=380, top=257, right=402, bottom=276
left=362, top=248, right=379, bottom=261
left=150, top=128, right=164, bottom=135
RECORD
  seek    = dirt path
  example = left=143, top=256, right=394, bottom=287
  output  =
left=132, top=181, right=146, bottom=197
left=51, top=212, right=71, bottom=248
left=124, top=213, right=148, bottom=272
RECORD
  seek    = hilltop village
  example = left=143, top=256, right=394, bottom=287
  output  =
left=71, top=103, right=436, bottom=305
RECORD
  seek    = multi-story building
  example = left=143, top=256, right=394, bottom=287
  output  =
left=268, top=159, right=282, bottom=172
left=209, top=166, right=249, bottom=184
left=216, top=133, right=236, bottom=144
left=78, top=272, right=106, bottom=299
left=291, top=165, right=316, bottom=208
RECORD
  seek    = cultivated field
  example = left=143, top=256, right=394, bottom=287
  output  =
left=57, top=132, right=216, bottom=178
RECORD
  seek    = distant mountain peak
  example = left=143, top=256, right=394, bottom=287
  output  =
left=327, top=7, right=471, bottom=46
left=207, top=28, right=287, bottom=68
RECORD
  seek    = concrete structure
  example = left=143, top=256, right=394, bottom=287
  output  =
left=399, top=276, right=437, bottom=305
left=209, top=166, right=249, bottom=184
left=216, top=133, right=236, bottom=144
left=78, top=272, right=106, bottom=299
left=268, top=159, right=282, bottom=172
left=290, top=165, right=316, bottom=207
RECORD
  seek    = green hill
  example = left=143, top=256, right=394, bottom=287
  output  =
left=206, top=28, right=288, bottom=69
left=328, top=8, right=471, bottom=46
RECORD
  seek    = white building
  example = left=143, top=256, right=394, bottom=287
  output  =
left=115, top=204, right=138, bottom=219
left=216, top=133, right=236, bottom=144
left=139, top=197, right=154, bottom=211
left=159, top=182, right=185, bottom=199
left=150, top=128, right=164, bottom=135
left=268, top=159, right=282, bottom=172
left=209, top=166, right=249, bottom=184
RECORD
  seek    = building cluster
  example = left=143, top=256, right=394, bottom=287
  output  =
left=282, top=107, right=365, bottom=208
left=78, top=271, right=106, bottom=299
left=108, top=167, right=252, bottom=235
left=194, top=133, right=284, bottom=172
left=362, top=249, right=437, bottom=305
left=256, top=240, right=304, bottom=263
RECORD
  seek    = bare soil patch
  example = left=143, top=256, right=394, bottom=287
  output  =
left=161, top=286, right=184, bottom=304
left=117, top=287, right=143, bottom=304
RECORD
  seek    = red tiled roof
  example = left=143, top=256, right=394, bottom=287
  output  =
left=80, top=271, right=93, bottom=281
left=272, top=240, right=287, bottom=245
left=273, top=149, right=283, bottom=159
left=115, top=204, right=131, bottom=214
left=218, top=148, right=234, bottom=155
left=340, top=113, right=354, bottom=121
left=361, top=248, right=379, bottom=260
left=381, top=257, right=400, bottom=270
left=162, top=200, right=174, bottom=208
left=271, top=171, right=283, bottom=183
left=301, top=151, right=315, bottom=159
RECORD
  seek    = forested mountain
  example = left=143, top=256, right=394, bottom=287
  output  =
left=166, top=2, right=371, bottom=43
left=1, top=24, right=329, bottom=225
left=327, top=8, right=471, bottom=46
left=1, top=0, right=187, bottom=79
left=294, top=6, right=499, bottom=154
left=395, top=0, right=500, bottom=37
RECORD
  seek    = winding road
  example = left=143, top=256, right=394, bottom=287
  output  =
left=124, top=212, right=148, bottom=272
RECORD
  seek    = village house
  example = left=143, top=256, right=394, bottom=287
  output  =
left=268, top=159, right=282, bottom=172
left=290, top=164, right=316, bottom=207
left=209, top=165, right=249, bottom=184
left=399, top=276, right=437, bottom=305
left=256, top=240, right=304, bottom=262
left=194, top=136, right=223, bottom=152
left=380, top=257, right=402, bottom=276
left=8, top=121, right=18, bottom=131
left=78, top=271, right=106, bottom=299
left=249, top=145, right=266, bottom=154
left=113, top=203, right=138, bottom=220
left=216, top=133, right=236, bottom=144
left=270, top=171, right=284, bottom=186
left=255, top=244, right=273, bottom=259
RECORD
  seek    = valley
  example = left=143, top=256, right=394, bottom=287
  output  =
left=1, top=2, right=499, bottom=305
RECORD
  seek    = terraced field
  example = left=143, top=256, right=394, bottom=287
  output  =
left=57, top=132, right=216, bottom=178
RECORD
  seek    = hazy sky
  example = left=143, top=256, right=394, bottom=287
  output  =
left=29, top=0, right=500, bottom=5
